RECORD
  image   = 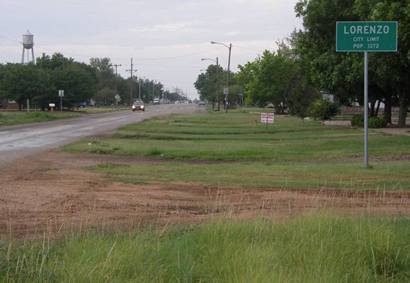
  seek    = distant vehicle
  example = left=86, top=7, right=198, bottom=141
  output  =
left=198, top=101, right=206, bottom=106
left=132, top=99, right=145, bottom=111
left=73, top=102, right=87, bottom=108
left=153, top=98, right=160, bottom=105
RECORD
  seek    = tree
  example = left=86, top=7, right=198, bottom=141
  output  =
left=194, top=64, right=224, bottom=110
left=236, top=47, right=319, bottom=116
left=90, top=57, right=116, bottom=90
left=368, top=1, right=410, bottom=127
left=94, top=87, right=117, bottom=106
left=0, top=64, right=52, bottom=109
left=294, top=0, right=410, bottom=126
left=36, top=53, right=75, bottom=70
left=52, top=64, right=96, bottom=107
left=36, top=53, right=98, bottom=108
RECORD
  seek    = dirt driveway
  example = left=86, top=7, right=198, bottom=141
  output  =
left=1, top=151, right=409, bottom=240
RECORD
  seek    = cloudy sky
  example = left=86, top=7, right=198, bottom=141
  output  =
left=0, top=0, right=302, bottom=98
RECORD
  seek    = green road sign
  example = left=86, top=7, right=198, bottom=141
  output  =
left=336, top=21, right=398, bottom=52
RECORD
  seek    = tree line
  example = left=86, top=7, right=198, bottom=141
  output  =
left=195, top=0, right=409, bottom=127
left=0, top=53, right=187, bottom=110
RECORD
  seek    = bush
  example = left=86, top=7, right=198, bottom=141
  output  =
left=351, top=115, right=387, bottom=128
left=308, top=100, right=338, bottom=120
left=369, top=116, right=388, bottom=128
left=351, top=114, right=364, bottom=127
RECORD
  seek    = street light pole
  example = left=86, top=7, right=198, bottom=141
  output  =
left=210, top=41, right=232, bottom=112
left=139, top=79, right=142, bottom=100
left=226, top=43, right=232, bottom=112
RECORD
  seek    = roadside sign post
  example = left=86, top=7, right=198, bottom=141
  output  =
left=261, top=112, right=274, bottom=127
left=336, top=21, right=398, bottom=168
left=223, top=87, right=229, bottom=112
left=58, top=90, right=64, bottom=112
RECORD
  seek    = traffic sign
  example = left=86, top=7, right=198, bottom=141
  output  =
left=336, top=21, right=398, bottom=52
left=58, top=90, right=64, bottom=97
left=336, top=21, right=398, bottom=168
left=223, top=87, right=229, bottom=95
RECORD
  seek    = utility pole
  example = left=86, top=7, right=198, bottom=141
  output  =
left=125, top=58, right=134, bottom=106
left=225, top=43, right=232, bottom=113
left=216, top=57, right=220, bottom=111
left=112, top=64, right=121, bottom=77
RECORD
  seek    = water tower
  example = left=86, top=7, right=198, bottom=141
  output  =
left=21, top=30, right=35, bottom=64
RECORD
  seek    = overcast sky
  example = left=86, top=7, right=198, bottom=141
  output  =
left=0, top=0, right=302, bottom=98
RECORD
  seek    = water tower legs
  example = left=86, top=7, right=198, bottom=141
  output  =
left=21, top=47, right=35, bottom=64
left=21, top=47, right=25, bottom=64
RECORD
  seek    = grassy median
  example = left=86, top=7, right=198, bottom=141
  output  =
left=64, top=110, right=410, bottom=191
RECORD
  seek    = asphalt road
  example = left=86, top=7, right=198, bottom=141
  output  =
left=0, top=104, right=198, bottom=166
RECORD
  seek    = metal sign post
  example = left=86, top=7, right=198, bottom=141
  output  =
left=364, top=52, right=368, bottom=167
left=336, top=21, right=398, bottom=168
left=58, top=90, right=64, bottom=112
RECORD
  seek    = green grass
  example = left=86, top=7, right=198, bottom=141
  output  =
left=93, top=161, right=410, bottom=190
left=0, top=111, right=80, bottom=126
left=77, top=106, right=130, bottom=114
left=64, top=110, right=410, bottom=191
left=65, top=112, right=410, bottom=162
left=2, top=214, right=410, bottom=282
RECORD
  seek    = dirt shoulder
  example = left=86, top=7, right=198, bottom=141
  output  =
left=1, top=151, right=409, bottom=240
left=376, top=127, right=410, bottom=136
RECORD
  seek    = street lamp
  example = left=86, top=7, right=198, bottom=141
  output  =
left=138, top=78, right=143, bottom=100
left=210, top=41, right=232, bottom=112
left=201, top=57, right=219, bottom=66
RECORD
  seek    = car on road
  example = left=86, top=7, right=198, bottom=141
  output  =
left=132, top=99, right=145, bottom=111
left=153, top=98, right=160, bottom=105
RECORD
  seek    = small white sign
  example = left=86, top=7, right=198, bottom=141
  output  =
left=49, top=103, right=56, bottom=107
left=58, top=90, right=64, bottom=97
left=223, top=87, right=229, bottom=95
left=261, top=112, right=274, bottom=124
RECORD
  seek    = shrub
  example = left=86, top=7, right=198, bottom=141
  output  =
left=369, top=116, right=388, bottom=128
left=351, top=115, right=387, bottom=128
left=351, top=114, right=364, bottom=127
left=308, top=100, right=338, bottom=120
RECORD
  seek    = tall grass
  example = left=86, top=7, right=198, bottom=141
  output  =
left=2, top=214, right=410, bottom=282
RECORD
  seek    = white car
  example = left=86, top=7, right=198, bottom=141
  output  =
left=132, top=100, right=145, bottom=111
